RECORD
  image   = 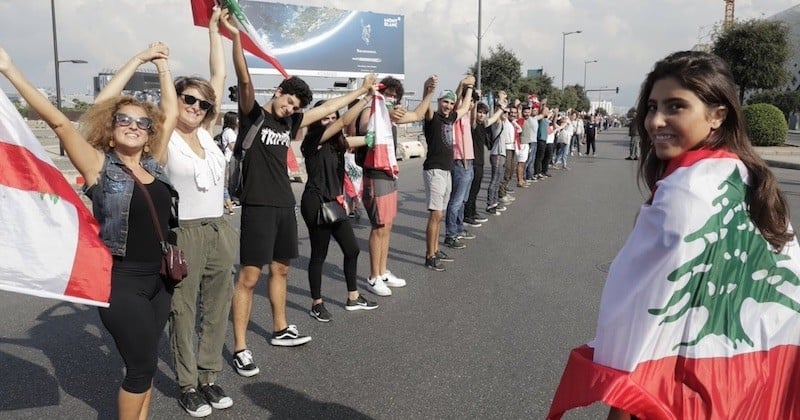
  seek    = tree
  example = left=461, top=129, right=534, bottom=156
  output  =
left=747, top=90, right=800, bottom=120
left=470, top=44, right=522, bottom=96
left=649, top=168, right=800, bottom=349
left=712, top=19, right=790, bottom=103
left=514, top=73, right=555, bottom=103
left=595, top=107, right=608, bottom=116
left=70, top=98, right=91, bottom=112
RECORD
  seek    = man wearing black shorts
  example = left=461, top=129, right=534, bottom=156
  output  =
left=225, top=18, right=375, bottom=377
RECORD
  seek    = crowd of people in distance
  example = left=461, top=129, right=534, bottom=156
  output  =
left=2, top=4, right=798, bottom=419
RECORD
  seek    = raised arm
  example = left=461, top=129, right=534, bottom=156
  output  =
left=396, top=75, right=437, bottom=124
left=320, top=82, right=375, bottom=144
left=485, top=91, right=508, bottom=126
left=302, top=74, right=376, bottom=127
left=206, top=6, right=226, bottom=131
left=454, top=75, right=475, bottom=120
left=221, top=10, right=254, bottom=115
left=94, top=44, right=169, bottom=103
left=151, top=52, right=177, bottom=164
left=0, top=47, right=102, bottom=179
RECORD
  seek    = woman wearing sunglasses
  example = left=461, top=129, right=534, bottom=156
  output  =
left=89, top=7, right=238, bottom=417
left=0, top=42, right=179, bottom=420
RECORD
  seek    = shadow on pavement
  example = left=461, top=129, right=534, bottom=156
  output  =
left=0, top=302, right=117, bottom=417
left=242, top=381, right=373, bottom=419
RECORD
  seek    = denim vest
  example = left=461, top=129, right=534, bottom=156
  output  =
left=84, top=152, right=179, bottom=256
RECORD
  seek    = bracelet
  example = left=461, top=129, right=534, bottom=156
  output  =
left=465, top=85, right=474, bottom=90
left=158, top=70, right=171, bottom=74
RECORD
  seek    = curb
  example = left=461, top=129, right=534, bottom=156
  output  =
left=764, top=159, right=800, bottom=171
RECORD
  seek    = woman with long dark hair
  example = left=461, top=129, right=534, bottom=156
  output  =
left=300, top=76, right=379, bottom=322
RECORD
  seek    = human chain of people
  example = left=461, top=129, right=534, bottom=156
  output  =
left=3, top=1, right=800, bottom=419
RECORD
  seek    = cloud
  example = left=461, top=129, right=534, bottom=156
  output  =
left=0, top=0, right=796, bottom=110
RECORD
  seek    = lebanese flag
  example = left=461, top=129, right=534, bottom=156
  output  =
left=363, top=93, right=399, bottom=178
left=191, top=0, right=290, bottom=79
left=0, top=90, right=111, bottom=307
left=549, top=148, right=800, bottom=419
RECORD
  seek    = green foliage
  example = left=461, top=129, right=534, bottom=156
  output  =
left=712, top=19, right=790, bottom=103
left=627, top=107, right=636, bottom=118
left=12, top=100, right=28, bottom=117
left=743, top=103, right=787, bottom=146
left=747, top=90, right=800, bottom=119
left=595, top=107, right=608, bottom=116
left=470, top=44, right=522, bottom=96
left=70, top=98, right=91, bottom=112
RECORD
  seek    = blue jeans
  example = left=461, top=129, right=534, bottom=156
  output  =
left=555, top=143, right=569, bottom=166
left=487, top=154, right=505, bottom=208
left=446, top=160, right=473, bottom=238
left=525, top=142, right=537, bottom=179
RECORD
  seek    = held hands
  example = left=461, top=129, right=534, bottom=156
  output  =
left=137, top=42, right=169, bottom=67
left=220, top=8, right=239, bottom=36
left=361, top=73, right=377, bottom=93
left=423, top=75, right=438, bottom=94
left=461, top=75, right=476, bottom=87
left=209, top=6, right=222, bottom=32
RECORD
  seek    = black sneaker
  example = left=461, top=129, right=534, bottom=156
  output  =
left=309, top=303, right=332, bottom=322
left=198, top=383, right=233, bottom=410
left=345, top=294, right=378, bottom=311
left=425, top=255, right=445, bottom=271
left=486, top=207, right=501, bottom=216
left=180, top=388, right=212, bottom=418
left=270, top=325, right=312, bottom=347
left=457, top=230, right=476, bottom=240
left=444, top=236, right=466, bottom=249
left=435, top=250, right=454, bottom=262
left=232, top=349, right=260, bottom=377
left=473, top=214, right=489, bottom=223
left=463, top=217, right=482, bottom=228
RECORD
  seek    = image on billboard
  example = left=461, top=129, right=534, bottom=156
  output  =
left=239, top=1, right=404, bottom=78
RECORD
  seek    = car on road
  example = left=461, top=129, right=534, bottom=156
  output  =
left=396, top=138, right=426, bottom=161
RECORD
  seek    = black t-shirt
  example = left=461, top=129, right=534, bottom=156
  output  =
left=585, top=122, right=597, bottom=140
left=423, top=112, right=457, bottom=171
left=239, top=100, right=302, bottom=207
left=123, top=179, right=171, bottom=263
left=471, top=123, right=489, bottom=165
left=301, top=125, right=344, bottom=200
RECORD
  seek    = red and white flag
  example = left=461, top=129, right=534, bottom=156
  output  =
left=363, top=93, right=399, bottom=178
left=549, top=149, right=800, bottom=419
left=191, top=0, right=290, bottom=79
left=0, top=90, right=111, bottom=307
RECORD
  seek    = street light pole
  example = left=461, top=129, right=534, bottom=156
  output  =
left=51, top=0, right=87, bottom=156
left=561, top=30, right=582, bottom=90
left=476, top=0, right=482, bottom=92
left=583, top=59, right=597, bottom=89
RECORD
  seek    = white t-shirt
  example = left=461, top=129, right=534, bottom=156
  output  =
left=166, top=128, right=227, bottom=220
left=221, top=127, right=237, bottom=162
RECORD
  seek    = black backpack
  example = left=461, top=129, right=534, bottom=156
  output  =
left=213, top=132, right=225, bottom=152
left=229, top=110, right=265, bottom=199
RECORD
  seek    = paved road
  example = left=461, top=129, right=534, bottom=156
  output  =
left=2, top=128, right=800, bottom=419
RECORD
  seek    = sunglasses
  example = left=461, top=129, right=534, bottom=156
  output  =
left=180, top=94, right=213, bottom=111
left=114, top=113, right=153, bottom=130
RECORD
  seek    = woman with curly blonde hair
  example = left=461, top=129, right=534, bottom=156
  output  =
left=1, top=42, right=178, bottom=420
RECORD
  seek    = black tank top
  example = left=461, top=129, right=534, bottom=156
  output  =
left=121, top=179, right=171, bottom=263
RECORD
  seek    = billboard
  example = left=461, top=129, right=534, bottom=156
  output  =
left=238, top=1, right=404, bottom=78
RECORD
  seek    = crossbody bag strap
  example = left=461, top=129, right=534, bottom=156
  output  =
left=119, top=165, right=167, bottom=252
left=241, top=109, right=265, bottom=152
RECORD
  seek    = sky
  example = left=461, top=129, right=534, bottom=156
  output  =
left=0, top=0, right=797, bottom=111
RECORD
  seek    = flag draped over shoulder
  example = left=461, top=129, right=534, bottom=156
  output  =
left=549, top=149, right=800, bottom=419
left=0, top=90, right=111, bottom=307
left=191, top=0, right=290, bottom=79
left=363, top=93, right=399, bottom=178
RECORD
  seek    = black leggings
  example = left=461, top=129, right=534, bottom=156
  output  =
left=301, top=194, right=360, bottom=300
left=585, top=137, right=596, bottom=155
left=98, top=260, right=171, bottom=393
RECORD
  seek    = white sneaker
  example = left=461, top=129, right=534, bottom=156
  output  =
left=367, top=276, right=392, bottom=296
left=383, top=270, right=406, bottom=288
